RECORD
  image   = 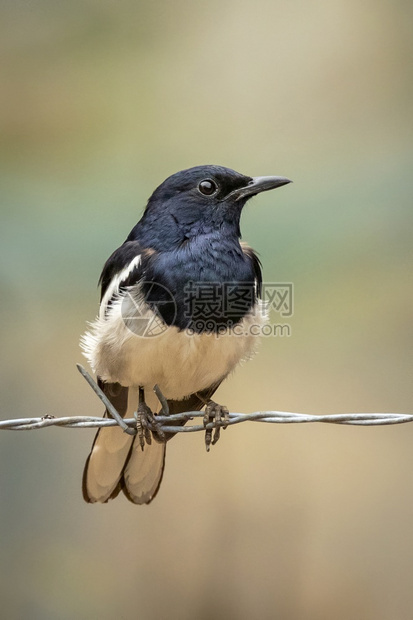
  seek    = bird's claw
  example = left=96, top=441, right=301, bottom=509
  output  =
left=134, top=402, right=152, bottom=450
left=203, top=401, right=229, bottom=451
left=134, top=401, right=165, bottom=451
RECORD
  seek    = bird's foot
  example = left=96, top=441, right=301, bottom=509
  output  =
left=203, top=400, right=229, bottom=452
left=134, top=388, right=165, bottom=450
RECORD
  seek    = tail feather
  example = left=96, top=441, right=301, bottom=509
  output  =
left=83, top=379, right=222, bottom=505
left=82, top=425, right=135, bottom=503
left=83, top=383, right=166, bottom=504
left=122, top=438, right=166, bottom=504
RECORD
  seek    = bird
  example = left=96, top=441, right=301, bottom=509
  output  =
left=81, top=165, right=291, bottom=504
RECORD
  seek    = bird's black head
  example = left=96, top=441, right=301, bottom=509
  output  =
left=133, top=165, right=291, bottom=250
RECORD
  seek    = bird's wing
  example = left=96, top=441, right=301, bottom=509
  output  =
left=83, top=241, right=167, bottom=504
left=240, top=242, right=263, bottom=297
left=98, top=240, right=145, bottom=314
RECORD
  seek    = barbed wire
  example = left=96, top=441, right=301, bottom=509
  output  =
left=0, top=364, right=411, bottom=433
left=1, top=411, right=413, bottom=433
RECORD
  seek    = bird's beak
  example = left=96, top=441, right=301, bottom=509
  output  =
left=226, top=175, right=292, bottom=201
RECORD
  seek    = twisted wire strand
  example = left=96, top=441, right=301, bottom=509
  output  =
left=0, top=412, right=412, bottom=433
left=1, top=365, right=410, bottom=433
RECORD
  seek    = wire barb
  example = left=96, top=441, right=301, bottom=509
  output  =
left=76, top=363, right=136, bottom=435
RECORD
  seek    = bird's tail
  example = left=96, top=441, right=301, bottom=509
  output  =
left=82, top=382, right=166, bottom=504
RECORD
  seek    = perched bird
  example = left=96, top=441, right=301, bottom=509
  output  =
left=81, top=165, right=291, bottom=504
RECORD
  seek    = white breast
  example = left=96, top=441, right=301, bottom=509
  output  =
left=81, top=287, right=267, bottom=400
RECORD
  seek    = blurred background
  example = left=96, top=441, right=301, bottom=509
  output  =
left=0, top=1, right=412, bottom=618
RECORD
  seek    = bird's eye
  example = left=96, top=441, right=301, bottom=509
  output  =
left=198, top=179, right=218, bottom=196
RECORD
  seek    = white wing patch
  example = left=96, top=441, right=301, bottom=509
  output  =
left=99, top=254, right=141, bottom=319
